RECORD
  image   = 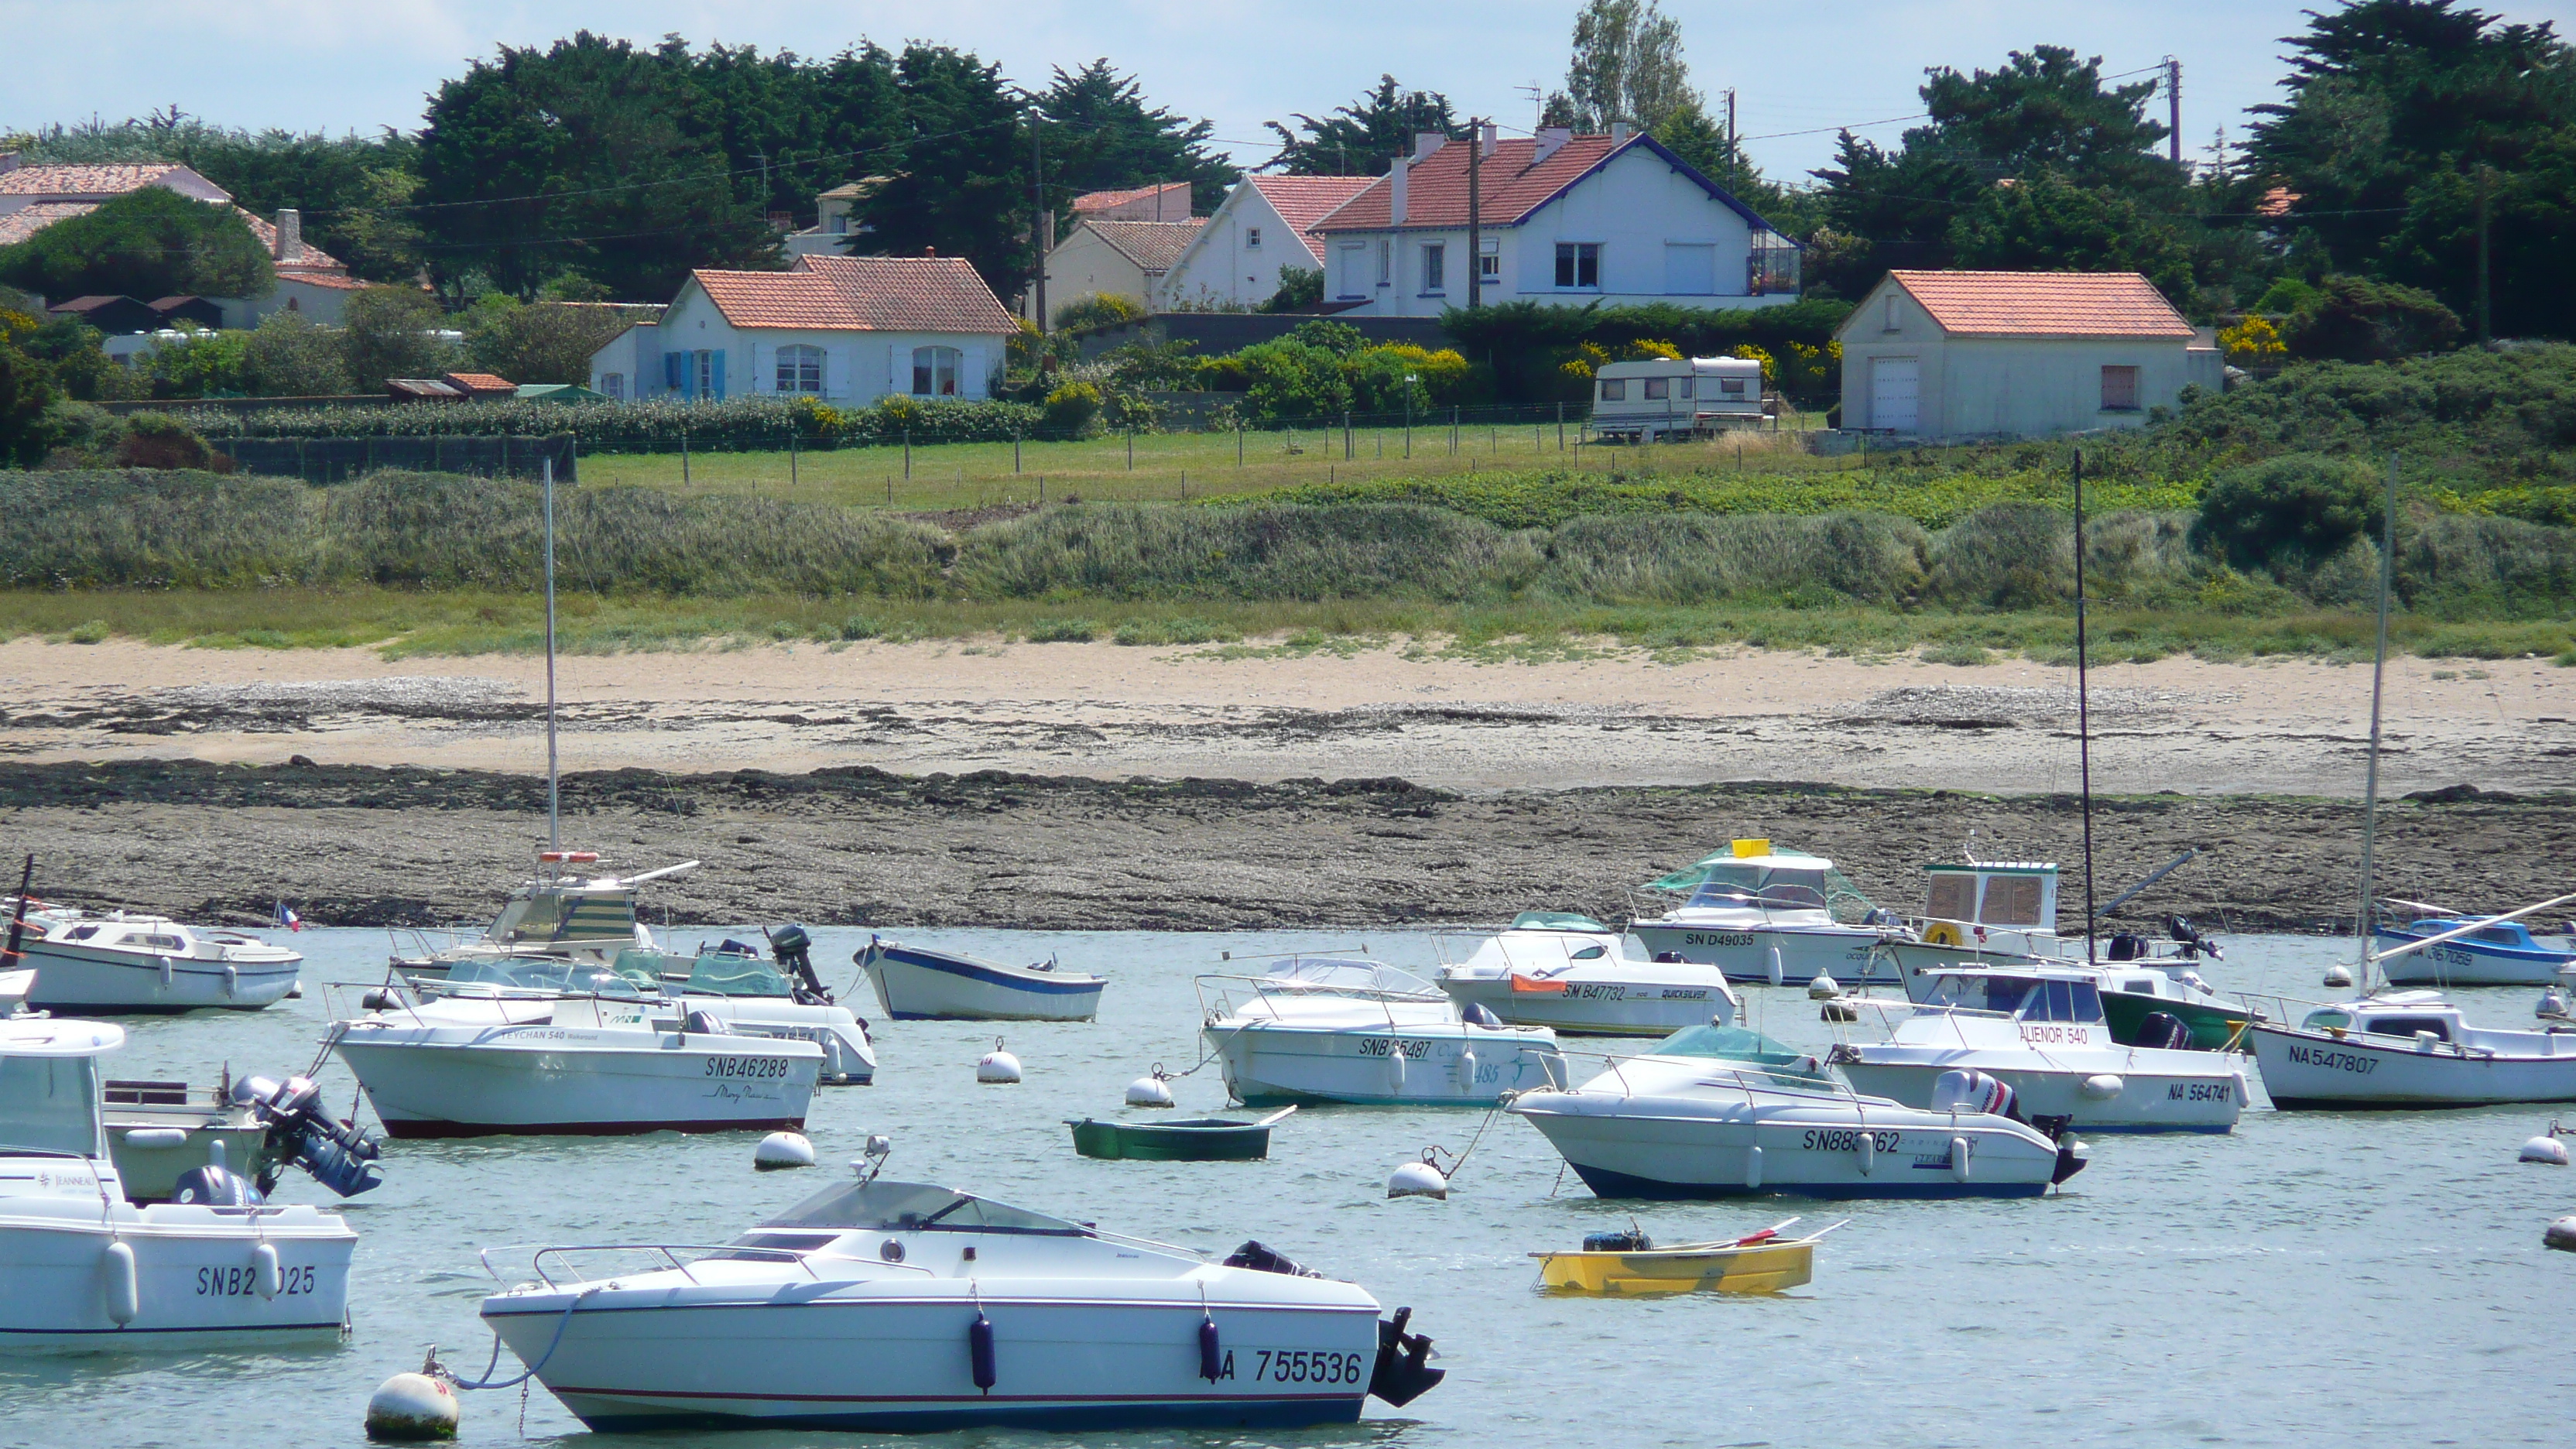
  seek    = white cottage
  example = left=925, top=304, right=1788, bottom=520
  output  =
left=1025, top=218, right=1203, bottom=327
left=1308, top=126, right=1799, bottom=318
left=592, top=254, right=1019, bottom=405
left=1835, top=271, right=2225, bottom=439
left=1156, top=175, right=1373, bottom=310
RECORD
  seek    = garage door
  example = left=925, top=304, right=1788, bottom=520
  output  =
left=1872, top=358, right=1919, bottom=432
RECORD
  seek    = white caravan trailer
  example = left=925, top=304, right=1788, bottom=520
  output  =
left=1590, top=356, right=1768, bottom=441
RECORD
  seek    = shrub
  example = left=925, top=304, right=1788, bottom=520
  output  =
left=143, top=328, right=251, bottom=399
left=341, top=286, right=457, bottom=390
left=0, top=341, right=59, bottom=468
left=2286, top=276, right=2465, bottom=363
left=242, top=311, right=355, bottom=397
left=1025, top=617, right=1098, bottom=642
left=0, top=188, right=273, bottom=301
left=1043, top=382, right=1104, bottom=437
left=2195, top=454, right=2379, bottom=570
left=2218, top=316, right=2287, bottom=366
left=1283, top=320, right=1365, bottom=356
left=1053, top=294, right=1146, bottom=334
left=114, top=413, right=231, bottom=472
left=1259, top=266, right=1325, bottom=313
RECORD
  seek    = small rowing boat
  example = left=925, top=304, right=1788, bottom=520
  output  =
left=1530, top=1218, right=1845, bottom=1295
left=1067, top=1107, right=1295, bottom=1161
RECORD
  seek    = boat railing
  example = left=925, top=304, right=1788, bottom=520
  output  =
left=493, top=1242, right=939, bottom=1290
left=1562, top=1049, right=1853, bottom=1108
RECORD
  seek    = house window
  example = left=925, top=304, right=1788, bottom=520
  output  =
left=1375, top=239, right=1391, bottom=286
left=694, top=349, right=717, bottom=400
left=1246, top=227, right=1262, bottom=248
left=1554, top=242, right=1600, bottom=289
left=1422, top=242, right=1445, bottom=293
left=776, top=344, right=824, bottom=395
left=1643, top=377, right=1669, bottom=400
left=912, top=345, right=961, bottom=396
left=1599, top=378, right=1626, bottom=402
left=1478, top=236, right=1499, bottom=283
left=1883, top=295, right=1900, bottom=331
left=601, top=372, right=625, bottom=400
left=2101, top=365, right=2141, bottom=411
left=828, top=214, right=848, bottom=235
left=1337, top=243, right=1366, bottom=300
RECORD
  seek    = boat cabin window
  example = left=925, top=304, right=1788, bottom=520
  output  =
left=1979, top=875, right=2046, bottom=927
left=142, top=934, right=185, bottom=951
left=1567, top=944, right=1608, bottom=961
left=1650, top=1024, right=1808, bottom=1064
left=2363, top=1016, right=2450, bottom=1042
left=2472, top=927, right=2523, bottom=945
left=1927, top=975, right=2032, bottom=1014
left=0, top=1054, right=103, bottom=1157
left=1924, top=873, right=1975, bottom=923
left=708, top=1229, right=842, bottom=1259
left=2021, top=979, right=2103, bottom=1023
left=61, top=924, right=101, bottom=941
left=445, top=957, right=642, bottom=997
left=762, top=1180, right=1091, bottom=1237
left=1686, top=865, right=1827, bottom=913
left=1509, top=911, right=1609, bottom=933
left=2302, top=1008, right=2355, bottom=1033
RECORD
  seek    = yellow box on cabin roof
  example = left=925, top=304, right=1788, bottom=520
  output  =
left=1732, top=839, right=1770, bottom=858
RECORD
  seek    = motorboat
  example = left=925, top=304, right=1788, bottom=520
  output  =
left=474, top=1151, right=1445, bottom=1431
left=2247, top=992, right=2576, bottom=1108
left=328, top=982, right=824, bottom=1138
left=1434, top=911, right=1738, bottom=1036
left=9, top=906, right=300, bottom=1014
left=858, top=936, right=1106, bottom=1022
left=1508, top=1032, right=2087, bottom=1198
left=2375, top=900, right=2576, bottom=986
left=389, top=854, right=700, bottom=986
left=104, top=1071, right=384, bottom=1203
left=1831, top=968, right=2247, bottom=1132
left=1530, top=1218, right=1842, bottom=1295
left=0, top=1016, right=357, bottom=1351
left=1625, top=841, right=1902, bottom=987
left=1199, top=957, right=1565, bottom=1106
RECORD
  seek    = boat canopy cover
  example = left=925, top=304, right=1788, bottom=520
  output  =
left=680, top=951, right=796, bottom=998
left=761, top=1180, right=1091, bottom=1237
left=446, top=957, right=644, bottom=998
left=1647, top=846, right=1829, bottom=891
left=1508, top=910, right=1612, bottom=933
left=1258, top=957, right=1439, bottom=997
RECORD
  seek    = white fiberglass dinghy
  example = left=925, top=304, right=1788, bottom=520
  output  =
left=1834, top=968, right=2245, bottom=1132
left=473, top=1151, right=1445, bottom=1432
left=1200, top=957, right=1565, bottom=1106
left=857, top=936, right=1106, bottom=1022
left=1509, top=1029, right=2087, bottom=1198
left=1435, top=912, right=1738, bottom=1035
left=0, top=1018, right=356, bottom=1351
left=329, top=983, right=824, bottom=1139
left=2249, top=992, right=2576, bottom=1108
left=9, top=908, right=300, bottom=1014
left=1625, top=841, right=1901, bottom=987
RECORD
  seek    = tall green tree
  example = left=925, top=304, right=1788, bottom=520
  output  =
left=1263, top=77, right=1459, bottom=175
left=851, top=46, right=1034, bottom=300
left=416, top=32, right=778, bottom=300
left=1039, top=60, right=1238, bottom=214
left=1545, top=0, right=1697, bottom=131
left=0, top=341, right=59, bottom=467
left=0, top=187, right=273, bottom=301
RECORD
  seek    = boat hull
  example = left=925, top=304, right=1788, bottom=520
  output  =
left=1068, top=1118, right=1271, bottom=1161
left=1625, top=924, right=1896, bottom=987
left=1437, top=975, right=1726, bottom=1036
left=487, top=1292, right=1372, bottom=1433
left=863, top=943, right=1105, bottom=1023
left=1512, top=1090, right=2065, bottom=1199
left=1535, top=1240, right=1814, bottom=1294
left=1206, top=1021, right=1564, bottom=1106
left=2375, top=928, right=2576, bottom=987
left=1834, top=1057, right=2243, bottom=1132
left=0, top=1203, right=352, bottom=1351
left=2249, top=1023, right=2576, bottom=1108
left=2095, top=989, right=2256, bottom=1051
left=21, top=942, right=299, bottom=1014
left=333, top=1025, right=820, bottom=1137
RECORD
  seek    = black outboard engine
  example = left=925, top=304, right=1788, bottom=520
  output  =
left=235, top=1074, right=384, bottom=1198
left=1583, top=1229, right=1653, bottom=1252
left=2165, top=914, right=2221, bottom=961
left=2133, top=1011, right=2196, bottom=1052
left=172, top=1163, right=262, bottom=1206
left=2028, top=1113, right=2089, bottom=1185
left=2106, top=933, right=2146, bottom=961
left=1221, top=1241, right=1322, bottom=1278
left=1368, top=1307, right=1445, bottom=1408
left=1459, top=1001, right=1502, bottom=1028
left=769, top=923, right=832, bottom=1005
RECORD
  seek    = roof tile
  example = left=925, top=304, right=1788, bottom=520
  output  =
left=1081, top=218, right=1204, bottom=272
left=1073, top=182, right=1192, bottom=218
left=691, top=255, right=1017, bottom=334
left=0, top=163, right=197, bottom=197
left=1246, top=176, right=1375, bottom=263
left=1314, top=135, right=1622, bottom=231
left=1889, top=270, right=2197, bottom=338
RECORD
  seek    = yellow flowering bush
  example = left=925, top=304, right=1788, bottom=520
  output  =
left=2218, top=316, right=2287, bottom=364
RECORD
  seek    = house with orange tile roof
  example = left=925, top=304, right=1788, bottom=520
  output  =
left=1156, top=175, right=1375, bottom=312
left=1307, top=125, right=1800, bottom=319
left=1024, top=218, right=1204, bottom=327
left=591, top=252, right=1017, bottom=404
left=1071, top=183, right=1193, bottom=222
left=1834, top=270, right=2223, bottom=438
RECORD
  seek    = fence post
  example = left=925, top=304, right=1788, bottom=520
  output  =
left=903, top=430, right=912, bottom=481
left=1014, top=429, right=1022, bottom=474
left=790, top=430, right=799, bottom=493
left=681, top=430, right=690, bottom=485
left=1341, top=409, right=1351, bottom=460
left=1126, top=429, right=1134, bottom=471
left=1450, top=406, right=1458, bottom=456
left=1557, top=401, right=1565, bottom=452
left=1236, top=424, right=1244, bottom=467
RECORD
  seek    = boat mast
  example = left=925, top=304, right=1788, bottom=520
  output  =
left=2074, top=450, right=2096, bottom=964
left=543, top=457, right=560, bottom=860
left=2354, top=453, right=2399, bottom=988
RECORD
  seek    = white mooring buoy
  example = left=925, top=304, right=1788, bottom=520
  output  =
left=1807, top=973, right=1841, bottom=1001
left=1125, top=1069, right=1176, bottom=1108
left=1386, top=1159, right=1449, bottom=1200
left=755, top=1132, right=817, bottom=1170
left=977, top=1039, right=1023, bottom=1084
left=2519, top=1132, right=2570, bottom=1166
left=365, top=1358, right=460, bottom=1441
left=2546, top=1217, right=2576, bottom=1252
left=2323, top=964, right=2355, bottom=988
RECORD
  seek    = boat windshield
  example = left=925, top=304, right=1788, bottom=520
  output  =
left=1923, top=975, right=2102, bottom=1023
left=681, top=952, right=793, bottom=998
left=490, top=886, right=639, bottom=947
left=1649, top=1024, right=1814, bottom=1067
left=0, top=1054, right=101, bottom=1157
left=444, top=957, right=643, bottom=997
left=762, top=1180, right=1091, bottom=1237
left=1258, top=958, right=1438, bottom=997
left=1509, top=911, right=1609, bottom=933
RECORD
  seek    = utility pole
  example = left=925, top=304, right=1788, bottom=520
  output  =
left=1028, top=104, right=1049, bottom=337
left=2476, top=165, right=2492, bottom=345
left=2166, top=57, right=2183, bottom=167
left=1467, top=118, right=1483, bottom=310
left=1725, top=88, right=1738, bottom=190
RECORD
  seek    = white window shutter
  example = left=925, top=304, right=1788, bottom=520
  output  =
left=752, top=342, right=771, bottom=392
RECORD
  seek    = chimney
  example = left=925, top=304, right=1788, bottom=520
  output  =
left=1533, top=128, right=1573, bottom=165
left=275, top=208, right=300, bottom=260
left=923, top=247, right=937, bottom=257
left=1611, top=122, right=1634, bottom=146
left=1389, top=156, right=1409, bottom=227
left=1413, top=132, right=1447, bottom=163
left=1479, top=122, right=1498, bottom=158
left=0, top=152, right=19, bottom=176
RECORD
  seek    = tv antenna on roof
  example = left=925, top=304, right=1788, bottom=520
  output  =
left=1517, top=82, right=1545, bottom=132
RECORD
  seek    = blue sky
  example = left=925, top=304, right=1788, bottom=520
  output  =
left=9, top=1, right=2574, bottom=184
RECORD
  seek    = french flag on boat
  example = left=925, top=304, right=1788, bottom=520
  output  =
left=276, top=902, right=303, bottom=932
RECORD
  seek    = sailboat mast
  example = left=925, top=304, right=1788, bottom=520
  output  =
left=2074, top=450, right=2097, bottom=964
left=543, top=457, right=560, bottom=858
left=2354, top=453, right=2399, bottom=986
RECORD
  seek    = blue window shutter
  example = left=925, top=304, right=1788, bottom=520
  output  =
left=711, top=350, right=728, bottom=399
left=664, top=353, right=682, bottom=390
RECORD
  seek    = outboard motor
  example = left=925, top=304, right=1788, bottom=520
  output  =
left=769, top=923, right=831, bottom=1005
left=2133, top=1011, right=2196, bottom=1052
left=2106, top=933, right=2146, bottom=961
left=1221, top=1241, right=1321, bottom=1278
left=2166, top=915, right=2221, bottom=961
left=1583, top=1229, right=1653, bottom=1252
left=238, top=1074, right=384, bottom=1198
left=2029, top=1113, right=2089, bottom=1185
left=1930, top=1068, right=2019, bottom=1122
left=172, top=1162, right=263, bottom=1207
left=1459, top=1001, right=1502, bottom=1029
left=1368, top=1307, right=1445, bottom=1408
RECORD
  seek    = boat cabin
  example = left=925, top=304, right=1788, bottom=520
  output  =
left=488, top=880, right=646, bottom=950
left=1919, top=969, right=2106, bottom=1023
left=1646, top=840, right=1877, bottom=923
left=1921, top=862, right=2059, bottom=934
left=0, top=1019, right=118, bottom=1165
left=2297, top=993, right=2576, bottom=1052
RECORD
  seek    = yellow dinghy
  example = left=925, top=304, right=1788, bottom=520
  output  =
left=1532, top=1218, right=1845, bottom=1296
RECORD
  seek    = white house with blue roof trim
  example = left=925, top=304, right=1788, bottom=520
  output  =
left=1307, top=125, right=1800, bottom=318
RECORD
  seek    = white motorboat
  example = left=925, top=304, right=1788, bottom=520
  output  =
left=858, top=936, right=1106, bottom=1022
left=390, top=854, right=700, bottom=985
left=329, top=987, right=824, bottom=1139
left=1832, top=968, right=2247, bottom=1132
left=1434, top=912, right=1738, bottom=1035
left=474, top=1154, right=1446, bottom=1432
left=0, top=1017, right=357, bottom=1351
left=1625, top=841, right=1901, bottom=987
left=2248, top=992, right=2576, bottom=1108
left=1509, top=1029, right=2088, bottom=1198
left=10, top=908, right=299, bottom=1014
left=1200, top=957, right=1565, bottom=1106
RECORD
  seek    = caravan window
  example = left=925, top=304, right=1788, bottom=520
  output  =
left=1599, top=379, right=1626, bottom=402
left=1643, top=377, right=1669, bottom=400
left=1719, top=377, right=1745, bottom=396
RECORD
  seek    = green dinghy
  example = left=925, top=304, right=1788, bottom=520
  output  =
left=1067, top=1107, right=1294, bottom=1162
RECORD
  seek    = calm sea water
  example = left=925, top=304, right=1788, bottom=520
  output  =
left=5, top=924, right=2571, bottom=1449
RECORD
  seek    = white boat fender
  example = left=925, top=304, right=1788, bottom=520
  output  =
left=1387, top=1159, right=1449, bottom=1200
left=158, top=955, right=173, bottom=987
left=1455, top=1046, right=1477, bottom=1093
left=122, top=1126, right=188, bottom=1149
left=1854, top=1130, right=1875, bottom=1176
left=1766, top=947, right=1784, bottom=988
left=2324, top=963, right=2355, bottom=988
left=977, top=1040, right=1022, bottom=1084
left=365, top=1365, right=461, bottom=1440
left=755, top=1132, right=817, bottom=1170
left=2519, top=1133, right=2570, bottom=1166
left=1125, top=1069, right=1176, bottom=1108
left=2079, top=1074, right=2125, bottom=1101
left=1744, top=1144, right=1762, bottom=1189
left=1198, top=1314, right=1224, bottom=1382
left=224, top=964, right=238, bottom=997
left=2548, top=1217, right=2576, bottom=1253
left=1950, top=1136, right=1972, bottom=1184
left=1385, top=1045, right=1406, bottom=1094
left=1807, top=973, right=1841, bottom=1001
left=968, top=1310, right=999, bottom=1392
left=253, top=1241, right=283, bottom=1299
left=101, top=1239, right=139, bottom=1326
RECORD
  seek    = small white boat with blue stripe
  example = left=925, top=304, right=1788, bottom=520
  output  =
left=858, top=937, right=1105, bottom=1022
left=2376, top=899, right=2576, bottom=987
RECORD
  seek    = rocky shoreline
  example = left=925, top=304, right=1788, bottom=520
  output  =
left=3, top=760, right=2564, bottom=935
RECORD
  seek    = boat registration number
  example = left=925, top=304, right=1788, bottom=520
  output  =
left=705, top=1056, right=794, bottom=1079
left=1220, top=1349, right=1368, bottom=1386
left=1358, top=1037, right=1438, bottom=1058
left=2169, top=1082, right=2236, bottom=1101
left=1802, top=1129, right=1903, bottom=1153
left=1682, top=933, right=1754, bottom=947
left=198, top=1265, right=317, bottom=1297
left=1567, top=985, right=1708, bottom=1001
left=2283, top=1044, right=2379, bottom=1075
